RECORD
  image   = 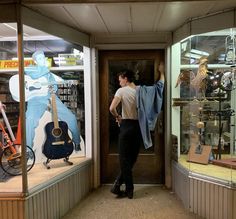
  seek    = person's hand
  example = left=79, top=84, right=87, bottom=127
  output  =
left=116, top=115, right=122, bottom=127
left=158, top=62, right=165, bottom=73
left=158, top=62, right=165, bottom=81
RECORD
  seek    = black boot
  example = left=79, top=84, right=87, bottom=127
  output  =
left=110, top=180, right=121, bottom=195
left=126, top=190, right=133, bottom=199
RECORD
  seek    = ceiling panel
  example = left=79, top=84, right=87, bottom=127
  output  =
left=29, top=4, right=109, bottom=33
left=97, top=4, right=131, bottom=33
left=209, top=1, right=236, bottom=12
left=131, top=3, right=163, bottom=32
left=65, top=4, right=108, bottom=33
left=26, top=1, right=236, bottom=35
left=29, top=5, right=81, bottom=30
left=157, top=2, right=216, bottom=31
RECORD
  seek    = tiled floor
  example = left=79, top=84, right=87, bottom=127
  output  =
left=62, top=185, right=202, bottom=219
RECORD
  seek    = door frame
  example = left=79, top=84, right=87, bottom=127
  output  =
left=99, top=49, right=166, bottom=184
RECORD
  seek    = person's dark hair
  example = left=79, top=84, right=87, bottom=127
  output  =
left=118, top=69, right=135, bottom=82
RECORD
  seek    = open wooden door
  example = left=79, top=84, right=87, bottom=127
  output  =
left=99, top=50, right=165, bottom=184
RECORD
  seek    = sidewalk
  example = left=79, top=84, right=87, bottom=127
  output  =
left=62, top=185, right=202, bottom=219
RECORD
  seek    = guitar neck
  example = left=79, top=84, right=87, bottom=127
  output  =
left=51, top=93, right=59, bottom=128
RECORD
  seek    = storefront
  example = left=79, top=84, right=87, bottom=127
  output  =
left=1, top=2, right=236, bottom=219
left=0, top=4, right=94, bottom=219
left=171, top=9, right=236, bottom=219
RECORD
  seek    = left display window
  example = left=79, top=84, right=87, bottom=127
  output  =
left=0, top=23, right=24, bottom=193
left=0, top=22, right=86, bottom=194
left=21, top=24, right=85, bottom=193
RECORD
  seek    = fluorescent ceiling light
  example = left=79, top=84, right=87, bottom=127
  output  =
left=3, top=23, right=17, bottom=31
left=12, top=57, right=33, bottom=60
left=190, top=49, right=209, bottom=56
left=181, top=41, right=188, bottom=51
left=184, top=52, right=202, bottom=59
left=3, top=23, right=29, bottom=36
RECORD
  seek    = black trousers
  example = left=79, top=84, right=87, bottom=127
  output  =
left=115, top=119, right=141, bottom=192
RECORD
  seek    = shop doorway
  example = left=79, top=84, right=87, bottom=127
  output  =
left=99, top=50, right=165, bottom=184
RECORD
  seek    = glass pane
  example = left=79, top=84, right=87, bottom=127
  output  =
left=18, top=25, right=86, bottom=192
left=0, top=23, right=23, bottom=193
left=172, top=28, right=236, bottom=185
left=108, top=59, right=155, bottom=154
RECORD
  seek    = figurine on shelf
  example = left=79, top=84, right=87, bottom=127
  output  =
left=191, top=57, right=210, bottom=98
left=175, top=69, right=195, bottom=98
left=24, top=50, right=81, bottom=151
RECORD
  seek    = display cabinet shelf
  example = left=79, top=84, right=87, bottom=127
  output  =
left=180, top=64, right=234, bottom=69
left=0, top=65, right=84, bottom=73
left=172, top=97, right=228, bottom=107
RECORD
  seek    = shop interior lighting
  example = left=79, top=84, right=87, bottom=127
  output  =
left=3, top=23, right=17, bottom=32
left=12, top=57, right=33, bottom=60
left=184, top=52, right=202, bottom=59
left=190, top=49, right=209, bottom=56
left=3, top=23, right=29, bottom=37
left=225, top=28, right=236, bottom=65
left=181, top=41, right=188, bottom=51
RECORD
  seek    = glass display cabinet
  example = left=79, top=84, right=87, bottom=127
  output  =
left=171, top=28, right=236, bottom=185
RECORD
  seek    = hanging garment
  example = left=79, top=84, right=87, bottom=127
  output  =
left=136, top=80, right=164, bottom=149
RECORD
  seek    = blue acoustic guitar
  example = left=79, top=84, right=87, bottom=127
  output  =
left=42, top=87, right=74, bottom=169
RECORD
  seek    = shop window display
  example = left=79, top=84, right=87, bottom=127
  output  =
left=0, top=23, right=23, bottom=192
left=9, top=50, right=81, bottom=168
left=172, top=28, right=236, bottom=184
left=21, top=38, right=85, bottom=166
left=0, top=23, right=86, bottom=193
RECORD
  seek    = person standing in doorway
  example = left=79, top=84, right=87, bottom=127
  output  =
left=109, top=65, right=165, bottom=199
left=109, top=69, right=139, bottom=199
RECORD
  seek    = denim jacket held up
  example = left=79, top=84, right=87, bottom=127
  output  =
left=136, top=80, right=164, bottom=149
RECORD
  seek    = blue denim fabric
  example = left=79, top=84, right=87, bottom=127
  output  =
left=25, top=68, right=80, bottom=149
left=136, top=80, right=164, bottom=149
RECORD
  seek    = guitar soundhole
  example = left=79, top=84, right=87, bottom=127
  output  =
left=52, top=128, right=62, bottom=138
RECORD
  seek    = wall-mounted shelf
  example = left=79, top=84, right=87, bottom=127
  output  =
left=0, top=65, right=84, bottom=73
left=172, top=97, right=228, bottom=107
left=181, top=64, right=234, bottom=69
left=50, top=66, right=84, bottom=71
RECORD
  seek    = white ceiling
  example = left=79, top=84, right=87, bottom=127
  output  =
left=0, top=1, right=235, bottom=42
left=24, top=1, right=236, bottom=35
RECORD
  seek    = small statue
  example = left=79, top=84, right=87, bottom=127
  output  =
left=191, top=57, right=209, bottom=98
left=175, top=70, right=194, bottom=88
left=175, top=70, right=195, bottom=98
